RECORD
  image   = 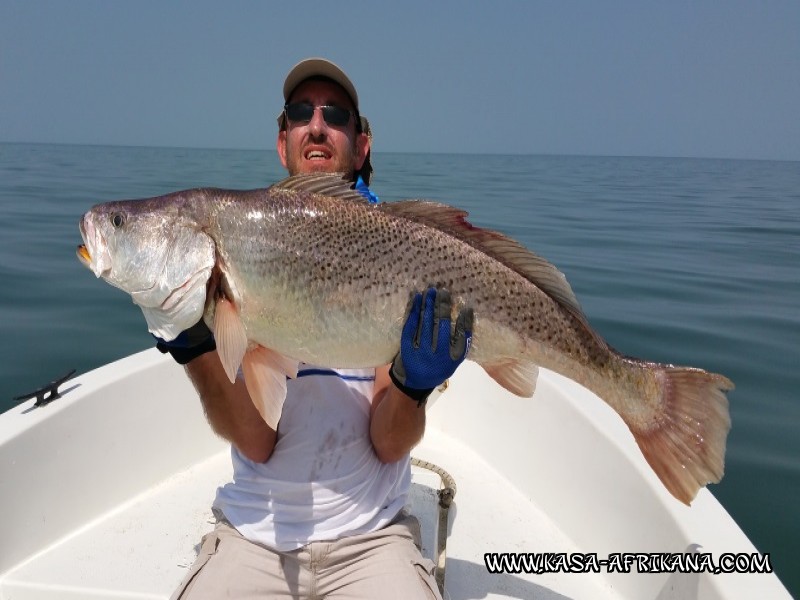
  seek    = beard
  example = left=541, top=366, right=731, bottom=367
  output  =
left=285, top=138, right=358, bottom=178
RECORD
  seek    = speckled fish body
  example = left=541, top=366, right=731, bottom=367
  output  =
left=208, top=188, right=578, bottom=371
left=78, top=173, right=732, bottom=505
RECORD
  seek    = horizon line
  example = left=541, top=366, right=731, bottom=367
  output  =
left=1, top=140, right=797, bottom=164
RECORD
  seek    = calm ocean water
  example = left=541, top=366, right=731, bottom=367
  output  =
left=1, top=143, right=797, bottom=594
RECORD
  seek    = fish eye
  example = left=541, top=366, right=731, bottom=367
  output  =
left=110, top=213, right=126, bottom=228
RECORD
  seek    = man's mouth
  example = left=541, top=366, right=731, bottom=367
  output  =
left=305, top=149, right=331, bottom=161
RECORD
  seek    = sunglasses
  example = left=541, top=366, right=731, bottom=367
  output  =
left=284, top=103, right=355, bottom=128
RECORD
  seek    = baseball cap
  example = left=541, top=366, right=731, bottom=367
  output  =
left=283, top=58, right=359, bottom=109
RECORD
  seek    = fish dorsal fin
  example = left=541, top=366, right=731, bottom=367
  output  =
left=270, top=173, right=370, bottom=204
left=379, top=200, right=587, bottom=323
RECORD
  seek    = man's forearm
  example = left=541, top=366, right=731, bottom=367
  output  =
left=370, top=286, right=471, bottom=464
left=370, top=367, right=426, bottom=463
left=185, top=351, right=276, bottom=463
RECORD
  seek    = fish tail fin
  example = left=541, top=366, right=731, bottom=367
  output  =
left=630, top=366, right=733, bottom=505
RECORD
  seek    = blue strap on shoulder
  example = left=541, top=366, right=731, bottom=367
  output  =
left=355, top=175, right=380, bottom=204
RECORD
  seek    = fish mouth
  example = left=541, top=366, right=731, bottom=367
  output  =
left=77, top=244, right=91, bottom=265
left=77, top=216, right=93, bottom=269
left=77, top=214, right=110, bottom=278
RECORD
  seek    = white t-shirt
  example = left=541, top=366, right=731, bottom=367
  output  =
left=213, top=365, right=411, bottom=551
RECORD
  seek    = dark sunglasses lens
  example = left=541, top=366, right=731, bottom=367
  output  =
left=285, top=103, right=351, bottom=126
left=321, top=106, right=351, bottom=126
left=286, top=103, right=314, bottom=122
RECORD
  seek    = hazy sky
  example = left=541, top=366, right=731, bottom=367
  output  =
left=2, top=1, right=798, bottom=160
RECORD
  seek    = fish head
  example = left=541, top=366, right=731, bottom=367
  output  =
left=77, top=192, right=216, bottom=341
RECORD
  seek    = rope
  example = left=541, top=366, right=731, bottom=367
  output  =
left=411, top=457, right=457, bottom=507
left=411, top=457, right=457, bottom=596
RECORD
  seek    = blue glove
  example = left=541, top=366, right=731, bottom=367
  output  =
left=355, top=175, right=380, bottom=204
left=154, top=320, right=216, bottom=365
left=390, top=287, right=473, bottom=405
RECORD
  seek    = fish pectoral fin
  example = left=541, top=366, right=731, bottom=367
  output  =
left=214, top=297, right=248, bottom=383
left=241, top=346, right=299, bottom=429
left=481, top=359, right=539, bottom=397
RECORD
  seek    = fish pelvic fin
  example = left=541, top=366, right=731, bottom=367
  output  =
left=242, top=346, right=299, bottom=430
left=214, top=297, right=248, bottom=383
left=481, top=359, right=539, bottom=397
left=631, top=366, right=733, bottom=505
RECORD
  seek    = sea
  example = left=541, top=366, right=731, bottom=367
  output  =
left=0, top=143, right=797, bottom=596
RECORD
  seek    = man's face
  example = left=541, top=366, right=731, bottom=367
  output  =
left=277, top=79, right=369, bottom=177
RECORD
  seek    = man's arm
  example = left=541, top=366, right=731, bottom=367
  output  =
left=370, top=365, right=426, bottom=463
left=184, top=351, right=277, bottom=463
left=370, top=287, right=473, bottom=464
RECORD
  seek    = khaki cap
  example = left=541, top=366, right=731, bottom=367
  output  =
left=283, top=57, right=360, bottom=109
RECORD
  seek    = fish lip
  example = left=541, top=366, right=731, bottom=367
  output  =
left=77, top=213, right=110, bottom=278
left=77, top=217, right=93, bottom=268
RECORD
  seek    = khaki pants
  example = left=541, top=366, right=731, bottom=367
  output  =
left=171, top=512, right=441, bottom=600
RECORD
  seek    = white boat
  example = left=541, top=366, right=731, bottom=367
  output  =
left=0, top=349, right=790, bottom=599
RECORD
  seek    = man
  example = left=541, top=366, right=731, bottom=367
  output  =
left=163, top=58, right=471, bottom=599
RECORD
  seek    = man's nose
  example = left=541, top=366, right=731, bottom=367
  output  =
left=308, top=106, right=327, bottom=137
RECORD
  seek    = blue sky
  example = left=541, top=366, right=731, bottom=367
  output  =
left=2, top=1, right=798, bottom=160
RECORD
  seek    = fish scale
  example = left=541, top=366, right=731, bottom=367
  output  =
left=78, top=172, right=732, bottom=505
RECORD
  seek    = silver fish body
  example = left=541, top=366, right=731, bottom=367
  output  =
left=78, top=174, right=732, bottom=505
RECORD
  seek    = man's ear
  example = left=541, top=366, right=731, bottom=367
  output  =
left=277, top=130, right=289, bottom=169
left=355, top=132, right=370, bottom=171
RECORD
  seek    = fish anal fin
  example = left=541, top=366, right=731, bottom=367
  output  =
left=481, top=359, right=539, bottom=397
left=630, top=367, right=733, bottom=505
left=214, top=297, right=248, bottom=383
left=241, top=345, right=299, bottom=429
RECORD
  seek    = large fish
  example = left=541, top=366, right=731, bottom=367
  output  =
left=77, top=173, right=732, bottom=505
